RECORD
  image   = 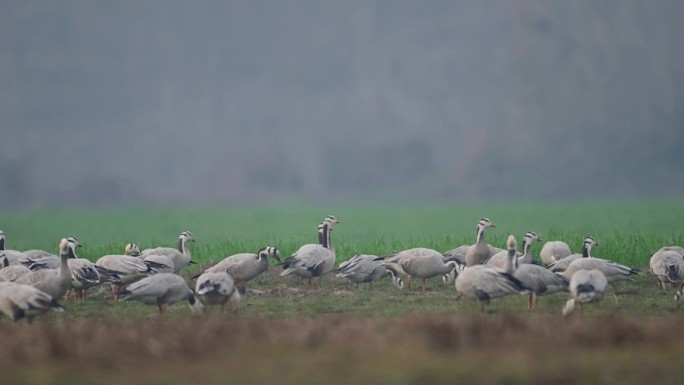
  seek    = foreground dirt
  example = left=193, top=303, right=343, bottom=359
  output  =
left=1, top=313, right=683, bottom=385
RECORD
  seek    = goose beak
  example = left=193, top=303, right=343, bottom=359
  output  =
left=491, top=223, right=497, bottom=227
left=538, top=237, right=543, bottom=242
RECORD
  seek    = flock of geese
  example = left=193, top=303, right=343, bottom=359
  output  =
left=0, top=215, right=683, bottom=322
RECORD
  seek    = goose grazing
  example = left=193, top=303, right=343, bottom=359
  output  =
left=649, top=249, right=684, bottom=293
left=336, top=254, right=396, bottom=289
left=383, top=264, right=406, bottom=289
left=455, top=236, right=530, bottom=313
left=562, top=269, right=608, bottom=317
left=0, top=230, right=31, bottom=266
left=0, top=253, right=32, bottom=282
left=281, top=218, right=339, bottom=287
left=194, top=246, right=281, bottom=292
left=507, top=236, right=569, bottom=309
left=540, top=241, right=572, bottom=266
left=14, top=238, right=74, bottom=300
left=97, top=243, right=167, bottom=299
left=195, top=272, right=241, bottom=314
left=118, top=273, right=202, bottom=315
left=0, top=281, right=65, bottom=323
left=141, top=231, right=196, bottom=273
left=486, top=231, right=541, bottom=268
left=465, top=218, right=497, bottom=266
left=547, top=237, right=596, bottom=273
left=382, top=248, right=458, bottom=292
left=675, top=283, right=684, bottom=310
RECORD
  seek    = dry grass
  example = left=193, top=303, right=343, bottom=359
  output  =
left=2, top=313, right=684, bottom=384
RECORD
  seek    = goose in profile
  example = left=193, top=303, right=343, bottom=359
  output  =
left=649, top=249, right=684, bottom=293
left=14, top=238, right=74, bottom=300
left=195, top=271, right=241, bottom=314
left=0, top=231, right=30, bottom=266
left=281, top=218, right=339, bottom=287
left=97, top=243, right=168, bottom=299
left=381, top=248, right=458, bottom=292
left=465, top=218, right=497, bottom=266
left=507, top=235, right=569, bottom=309
left=24, top=236, right=81, bottom=270
left=455, top=235, right=530, bottom=313
left=540, top=241, right=573, bottom=266
left=336, top=254, right=398, bottom=289
left=141, top=231, right=196, bottom=273
left=560, top=238, right=638, bottom=283
left=194, top=246, right=281, bottom=292
left=486, top=231, right=541, bottom=268
left=548, top=237, right=597, bottom=273
left=118, top=273, right=202, bottom=315
left=562, top=269, right=608, bottom=317
left=0, top=281, right=65, bottom=323
left=0, top=253, right=31, bottom=282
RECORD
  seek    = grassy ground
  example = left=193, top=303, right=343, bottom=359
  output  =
left=2, top=201, right=684, bottom=384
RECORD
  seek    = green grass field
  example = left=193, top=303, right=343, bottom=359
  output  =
left=2, top=201, right=684, bottom=384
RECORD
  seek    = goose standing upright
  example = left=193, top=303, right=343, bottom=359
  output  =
left=142, top=231, right=196, bottom=273
left=281, top=217, right=339, bottom=288
left=195, top=246, right=282, bottom=292
left=486, top=231, right=541, bottom=268
left=465, top=218, right=497, bottom=266
left=14, top=239, right=74, bottom=300
left=0, top=231, right=30, bottom=266
left=548, top=237, right=596, bottom=273
left=562, top=269, right=608, bottom=317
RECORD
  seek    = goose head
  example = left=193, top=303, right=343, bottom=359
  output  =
left=187, top=291, right=204, bottom=316
left=66, top=236, right=81, bottom=258
left=179, top=231, right=196, bottom=243
left=323, top=215, right=340, bottom=226
left=523, top=231, right=541, bottom=244
left=384, top=266, right=405, bottom=290
left=475, top=218, right=496, bottom=237
left=581, top=236, right=598, bottom=257
left=125, top=243, right=142, bottom=256
left=259, top=246, right=282, bottom=263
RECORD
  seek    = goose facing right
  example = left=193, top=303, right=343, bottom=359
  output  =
left=197, top=246, right=282, bottom=292
left=0, top=253, right=31, bottom=282
left=281, top=219, right=339, bottom=287
left=336, top=254, right=397, bottom=289
left=464, top=218, right=497, bottom=266
left=0, top=281, right=65, bottom=323
left=381, top=248, right=457, bottom=292
left=0, top=231, right=30, bottom=266
left=142, top=231, right=196, bottom=273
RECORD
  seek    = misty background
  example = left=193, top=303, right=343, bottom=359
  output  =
left=1, top=0, right=683, bottom=210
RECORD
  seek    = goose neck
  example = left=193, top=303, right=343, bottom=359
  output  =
left=177, top=237, right=189, bottom=255
left=476, top=226, right=485, bottom=244
left=0, top=237, right=4, bottom=251
left=523, top=239, right=532, bottom=258
left=503, top=248, right=518, bottom=274
left=582, top=244, right=592, bottom=258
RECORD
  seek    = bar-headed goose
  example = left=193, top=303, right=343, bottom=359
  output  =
left=195, top=271, right=241, bottom=314
left=455, top=235, right=529, bottom=313
left=560, top=238, right=638, bottom=283
left=0, top=231, right=30, bottom=266
left=548, top=237, right=597, bottom=273
left=465, top=218, right=497, bottom=266
left=540, top=241, right=572, bottom=266
left=336, top=254, right=396, bottom=289
left=142, top=231, right=196, bottom=273
left=486, top=231, right=541, bottom=268
left=562, top=269, right=608, bottom=317
left=0, top=281, right=65, bottom=323
left=195, top=246, right=281, bottom=292
left=382, top=248, right=459, bottom=292
left=118, top=273, right=202, bottom=315
left=0, top=253, right=31, bottom=282
left=14, top=238, right=74, bottom=300
left=281, top=219, right=338, bottom=287
left=649, top=249, right=684, bottom=293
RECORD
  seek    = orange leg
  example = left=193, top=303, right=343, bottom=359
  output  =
left=421, top=278, right=427, bottom=292
left=407, top=275, right=412, bottom=289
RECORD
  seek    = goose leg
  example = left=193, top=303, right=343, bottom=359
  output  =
left=422, top=279, right=427, bottom=292
left=455, top=292, right=462, bottom=301
left=479, top=302, right=485, bottom=314
left=579, top=304, right=584, bottom=316
left=407, top=275, right=412, bottom=289
left=610, top=283, right=619, bottom=303
left=307, top=278, right=312, bottom=288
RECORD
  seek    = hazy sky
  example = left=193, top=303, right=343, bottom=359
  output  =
left=1, top=1, right=683, bottom=209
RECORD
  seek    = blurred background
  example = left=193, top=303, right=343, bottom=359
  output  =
left=1, top=0, right=682, bottom=210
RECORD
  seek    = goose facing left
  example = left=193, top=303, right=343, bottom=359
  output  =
left=0, top=230, right=30, bottom=266
left=0, top=281, right=65, bottom=323
left=381, top=248, right=458, bottom=292
left=0, top=253, right=31, bottom=282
